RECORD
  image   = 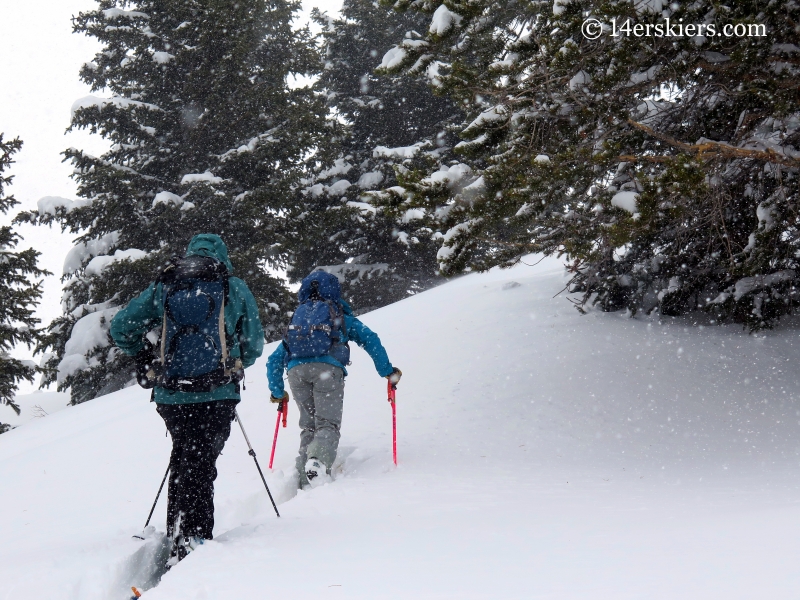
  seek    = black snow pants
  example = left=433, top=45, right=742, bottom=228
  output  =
left=156, top=400, right=238, bottom=540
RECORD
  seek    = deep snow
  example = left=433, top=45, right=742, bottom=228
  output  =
left=1, top=256, right=800, bottom=599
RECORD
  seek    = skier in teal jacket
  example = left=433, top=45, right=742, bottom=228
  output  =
left=110, top=233, right=264, bottom=404
left=110, top=234, right=263, bottom=567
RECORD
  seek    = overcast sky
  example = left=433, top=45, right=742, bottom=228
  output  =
left=0, top=0, right=343, bottom=393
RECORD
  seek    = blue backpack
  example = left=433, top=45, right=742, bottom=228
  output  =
left=284, top=271, right=350, bottom=365
left=154, top=255, right=242, bottom=392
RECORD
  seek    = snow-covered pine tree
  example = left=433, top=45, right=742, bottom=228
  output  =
left=19, top=0, right=327, bottom=403
left=0, top=136, right=47, bottom=421
left=378, top=0, right=538, bottom=273
left=385, top=0, right=800, bottom=328
left=288, top=0, right=462, bottom=312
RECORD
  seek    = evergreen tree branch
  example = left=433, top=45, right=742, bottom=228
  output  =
left=627, top=119, right=800, bottom=169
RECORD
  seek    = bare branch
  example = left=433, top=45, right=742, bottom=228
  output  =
left=627, top=119, right=800, bottom=168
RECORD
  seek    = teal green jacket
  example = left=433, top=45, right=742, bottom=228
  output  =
left=110, top=234, right=264, bottom=404
left=266, top=300, right=393, bottom=398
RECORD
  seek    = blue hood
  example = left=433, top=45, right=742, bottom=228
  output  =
left=298, top=270, right=341, bottom=303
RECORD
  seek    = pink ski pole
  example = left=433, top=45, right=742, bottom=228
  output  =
left=387, top=381, right=397, bottom=465
left=268, top=399, right=288, bottom=470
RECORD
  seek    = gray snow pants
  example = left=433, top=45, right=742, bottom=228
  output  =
left=287, top=362, right=345, bottom=485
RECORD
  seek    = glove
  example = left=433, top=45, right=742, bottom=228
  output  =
left=270, top=391, right=289, bottom=404
left=386, top=367, right=402, bottom=385
left=134, top=342, right=160, bottom=389
left=225, top=357, right=245, bottom=384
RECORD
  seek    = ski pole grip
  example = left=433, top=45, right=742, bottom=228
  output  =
left=282, top=400, right=288, bottom=428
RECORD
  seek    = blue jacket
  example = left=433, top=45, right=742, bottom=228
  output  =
left=110, top=234, right=264, bottom=404
left=266, top=300, right=393, bottom=398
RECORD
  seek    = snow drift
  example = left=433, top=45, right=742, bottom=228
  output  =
left=1, top=257, right=800, bottom=599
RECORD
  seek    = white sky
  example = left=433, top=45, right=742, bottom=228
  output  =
left=0, top=0, right=344, bottom=393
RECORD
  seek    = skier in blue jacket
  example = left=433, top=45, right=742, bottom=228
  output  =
left=267, top=271, right=401, bottom=488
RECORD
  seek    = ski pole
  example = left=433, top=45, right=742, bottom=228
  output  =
left=268, top=401, right=282, bottom=470
left=388, top=381, right=397, bottom=466
left=235, top=409, right=280, bottom=517
left=133, top=463, right=170, bottom=540
left=268, top=399, right=288, bottom=470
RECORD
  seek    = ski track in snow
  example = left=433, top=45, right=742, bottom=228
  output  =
left=2, top=256, right=800, bottom=598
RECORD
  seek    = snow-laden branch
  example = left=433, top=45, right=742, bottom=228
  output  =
left=71, top=95, right=163, bottom=119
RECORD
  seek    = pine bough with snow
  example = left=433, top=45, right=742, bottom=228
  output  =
left=291, top=0, right=463, bottom=312
left=384, top=0, right=800, bottom=329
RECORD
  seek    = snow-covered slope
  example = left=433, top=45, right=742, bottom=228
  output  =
left=2, top=257, right=800, bottom=599
left=1, top=390, right=70, bottom=429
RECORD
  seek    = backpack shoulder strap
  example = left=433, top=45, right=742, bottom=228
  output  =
left=326, top=300, right=345, bottom=338
left=156, top=259, right=182, bottom=365
left=213, top=274, right=231, bottom=373
left=160, top=310, right=167, bottom=365
left=219, top=293, right=228, bottom=361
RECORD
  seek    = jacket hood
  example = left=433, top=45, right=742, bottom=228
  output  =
left=185, top=234, right=234, bottom=272
left=298, top=270, right=341, bottom=303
